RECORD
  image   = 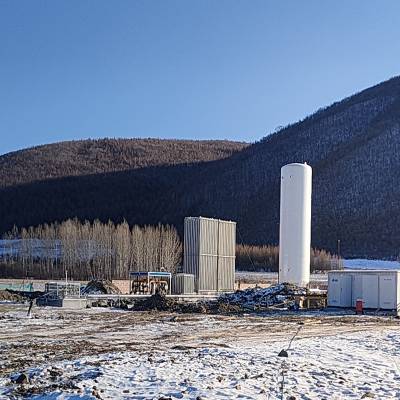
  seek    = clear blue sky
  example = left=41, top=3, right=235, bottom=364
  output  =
left=1, top=0, right=400, bottom=155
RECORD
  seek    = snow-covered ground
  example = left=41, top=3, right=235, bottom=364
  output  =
left=344, top=259, right=400, bottom=270
left=235, top=271, right=327, bottom=282
left=1, top=304, right=400, bottom=399
left=237, top=259, right=400, bottom=284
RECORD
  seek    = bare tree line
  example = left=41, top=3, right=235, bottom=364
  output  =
left=236, top=244, right=342, bottom=272
left=0, top=219, right=342, bottom=280
left=0, top=219, right=182, bottom=280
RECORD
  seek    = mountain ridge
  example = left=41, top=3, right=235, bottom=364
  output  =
left=0, top=138, right=248, bottom=188
left=1, top=76, right=400, bottom=258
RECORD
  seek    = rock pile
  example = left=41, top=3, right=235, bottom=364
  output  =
left=131, top=284, right=310, bottom=314
left=82, top=280, right=122, bottom=295
left=217, top=284, right=308, bottom=311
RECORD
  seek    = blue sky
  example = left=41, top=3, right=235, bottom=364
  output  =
left=1, top=0, right=400, bottom=155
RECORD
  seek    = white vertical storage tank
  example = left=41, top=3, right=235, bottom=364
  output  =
left=279, top=163, right=312, bottom=287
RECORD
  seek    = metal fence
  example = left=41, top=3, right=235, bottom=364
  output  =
left=45, top=282, right=81, bottom=299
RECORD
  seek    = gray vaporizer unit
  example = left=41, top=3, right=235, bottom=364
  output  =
left=183, top=216, right=236, bottom=293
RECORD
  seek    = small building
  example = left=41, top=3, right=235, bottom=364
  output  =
left=129, top=271, right=172, bottom=295
left=183, top=216, right=236, bottom=293
left=327, top=270, right=400, bottom=310
left=171, top=273, right=195, bottom=295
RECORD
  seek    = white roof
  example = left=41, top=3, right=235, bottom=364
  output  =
left=185, top=216, right=236, bottom=224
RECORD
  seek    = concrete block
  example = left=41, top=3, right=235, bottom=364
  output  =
left=62, top=298, right=88, bottom=309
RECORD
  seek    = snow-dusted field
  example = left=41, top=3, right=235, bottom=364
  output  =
left=344, top=259, right=400, bottom=270
left=235, top=271, right=328, bottom=282
left=1, top=304, right=400, bottom=399
left=237, top=259, right=400, bottom=285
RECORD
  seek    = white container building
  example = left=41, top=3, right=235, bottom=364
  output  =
left=279, top=163, right=312, bottom=287
left=328, top=270, right=400, bottom=310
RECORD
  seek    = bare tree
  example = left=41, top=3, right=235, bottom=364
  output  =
left=1, top=219, right=184, bottom=279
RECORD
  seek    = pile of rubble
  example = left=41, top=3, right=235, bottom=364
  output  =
left=133, top=293, right=176, bottom=311
left=132, top=284, right=309, bottom=314
left=133, top=293, right=208, bottom=313
left=0, top=289, right=26, bottom=303
left=217, top=283, right=308, bottom=311
left=82, top=280, right=121, bottom=295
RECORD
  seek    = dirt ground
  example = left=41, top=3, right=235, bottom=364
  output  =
left=1, top=302, right=398, bottom=379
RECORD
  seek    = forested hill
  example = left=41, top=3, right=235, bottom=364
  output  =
left=0, top=139, right=248, bottom=187
left=1, top=76, right=400, bottom=258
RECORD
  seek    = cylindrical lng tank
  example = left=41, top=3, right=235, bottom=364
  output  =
left=279, top=163, right=312, bottom=287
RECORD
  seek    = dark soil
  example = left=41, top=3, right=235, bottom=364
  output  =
left=0, top=290, right=25, bottom=303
